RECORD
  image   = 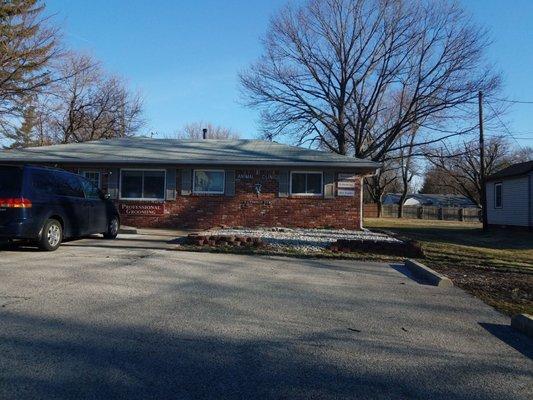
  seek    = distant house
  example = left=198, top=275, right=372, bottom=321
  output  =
left=486, top=160, right=533, bottom=229
left=382, top=193, right=477, bottom=208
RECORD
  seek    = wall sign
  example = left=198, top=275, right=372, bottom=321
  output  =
left=337, top=173, right=356, bottom=190
left=236, top=170, right=274, bottom=181
left=240, top=200, right=273, bottom=209
left=337, top=189, right=355, bottom=197
left=338, top=181, right=355, bottom=189
left=119, top=203, right=165, bottom=216
left=338, top=173, right=356, bottom=181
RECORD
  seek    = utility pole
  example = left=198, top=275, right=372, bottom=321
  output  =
left=479, top=91, right=488, bottom=231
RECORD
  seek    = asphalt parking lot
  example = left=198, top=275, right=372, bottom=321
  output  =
left=0, top=234, right=531, bottom=400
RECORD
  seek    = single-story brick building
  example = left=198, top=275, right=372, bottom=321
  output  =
left=0, top=137, right=379, bottom=230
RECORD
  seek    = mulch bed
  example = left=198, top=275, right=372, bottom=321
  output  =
left=327, top=238, right=424, bottom=258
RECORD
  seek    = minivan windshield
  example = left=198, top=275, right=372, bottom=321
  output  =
left=0, top=167, right=22, bottom=197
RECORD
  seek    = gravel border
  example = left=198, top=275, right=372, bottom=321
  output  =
left=204, top=227, right=402, bottom=252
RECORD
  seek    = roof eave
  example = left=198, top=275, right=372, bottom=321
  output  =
left=0, top=158, right=380, bottom=170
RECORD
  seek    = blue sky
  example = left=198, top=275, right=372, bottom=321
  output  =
left=46, top=0, right=533, bottom=146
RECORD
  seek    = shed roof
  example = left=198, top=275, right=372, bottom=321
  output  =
left=0, top=137, right=379, bottom=170
left=384, top=193, right=477, bottom=207
left=486, top=160, right=533, bottom=181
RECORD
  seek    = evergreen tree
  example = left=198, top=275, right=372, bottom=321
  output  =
left=0, top=0, right=58, bottom=139
left=5, top=104, right=37, bottom=148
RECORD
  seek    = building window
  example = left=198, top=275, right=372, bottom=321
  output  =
left=81, top=171, right=101, bottom=189
left=120, top=170, right=165, bottom=200
left=494, top=182, right=502, bottom=208
left=193, top=170, right=225, bottom=194
left=290, top=171, right=323, bottom=196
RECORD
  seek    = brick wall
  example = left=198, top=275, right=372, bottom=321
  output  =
left=118, top=168, right=362, bottom=230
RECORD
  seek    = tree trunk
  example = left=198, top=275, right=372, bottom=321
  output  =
left=398, top=194, right=407, bottom=218
left=377, top=201, right=383, bottom=218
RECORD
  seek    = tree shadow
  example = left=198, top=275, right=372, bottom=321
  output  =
left=479, top=322, right=533, bottom=360
left=385, top=225, right=533, bottom=252
left=1, top=311, right=531, bottom=400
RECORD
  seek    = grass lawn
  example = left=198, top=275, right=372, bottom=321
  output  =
left=364, top=218, right=533, bottom=315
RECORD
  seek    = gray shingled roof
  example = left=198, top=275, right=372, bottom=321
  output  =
left=0, top=137, right=379, bottom=169
left=486, top=160, right=533, bottom=181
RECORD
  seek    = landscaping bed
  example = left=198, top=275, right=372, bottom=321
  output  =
left=178, top=227, right=421, bottom=261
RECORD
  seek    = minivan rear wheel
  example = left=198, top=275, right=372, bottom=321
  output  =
left=39, top=219, right=62, bottom=251
left=103, top=216, right=119, bottom=239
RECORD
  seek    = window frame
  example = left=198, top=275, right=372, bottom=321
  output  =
left=192, top=169, right=226, bottom=195
left=494, top=182, right=503, bottom=209
left=81, top=171, right=101, bottom=189
left=289, top=171, right=324, bottom=197
left=119, top=168, right=166, bottom=201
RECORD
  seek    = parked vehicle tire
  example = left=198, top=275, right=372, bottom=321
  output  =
left=39, top=219, right=63, bottom=251
left=103, top=216, right=119, bottom=239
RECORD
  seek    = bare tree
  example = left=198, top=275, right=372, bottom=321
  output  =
left=425, top=137, right=531, bottom=206
left=44, top=53, right=144, bottom=143
left=396, top=130, right=419, bottom=217
left=0, top=0, right=59, bottom=136
left=419, top=166, right=457, bottom=195
left=363, top=159, right=401, bottom=217
left=240, top=0, right=500, bottom=161
left=170, top=122, right=240, bottom=140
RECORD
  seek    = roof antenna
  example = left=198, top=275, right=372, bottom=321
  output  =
left=202, top=128, right=207, bottom=140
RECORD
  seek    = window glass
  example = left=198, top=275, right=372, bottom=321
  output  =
left=306, top=173, right=322, bottom=194
left=290, top=172, right=323, bottom=195
left=121, top=171, right=143, bottom=199
left=120, top=170, right=165, bottom=200
left=63, top=174, right=85, bottom=198
left=143, top=171, right=165, bottom=199
left=193, top=170, right=225, bottom=194
left=291, top=173, right=306, bottom=194
left=495, top=183, right=502, bottom=208
left=81, top=179, right=101, bottom=199
left=0, top=167, right=22, bottom=196
left=30, top=170, right=83, bottom=197
left=82, top=171, right=100, bottom=188
left=30, top=170, right=56, bottom=195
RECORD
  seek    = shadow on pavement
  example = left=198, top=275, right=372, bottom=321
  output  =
left=479, top=322, right=533, bottom=360
left=389, top=263, right=431, bottom=285
left=1, top=311, right=528, bottom=400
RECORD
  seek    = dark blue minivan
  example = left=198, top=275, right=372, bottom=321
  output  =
left=0, top=165, right=120, bottom=251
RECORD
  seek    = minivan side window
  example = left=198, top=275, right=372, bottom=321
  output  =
left=81, top=178, right=101, bottom=199
left=62, top=174, right=85, bottom=198
left=31, top=170, right=84, bottom=198
left=30, top=170, right=57, bottom=195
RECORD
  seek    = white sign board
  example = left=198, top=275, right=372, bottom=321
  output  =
left=337, top=181, right=355, bottom=189
left=337, top=189, right=355, bottom=197
left=338, top=173, right=356, bottom=181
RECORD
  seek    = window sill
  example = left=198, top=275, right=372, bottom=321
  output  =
left=289, top=194, right=324, bottom=198
left=119, top=198, right=166, bottom=202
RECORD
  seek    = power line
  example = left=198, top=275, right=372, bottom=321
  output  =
left=492, top=97, right=533, bottom=105
left=486, top=102, right=525, bottom=149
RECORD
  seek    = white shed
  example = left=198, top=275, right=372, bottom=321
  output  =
left=486, top=161, right=533, bottom=229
